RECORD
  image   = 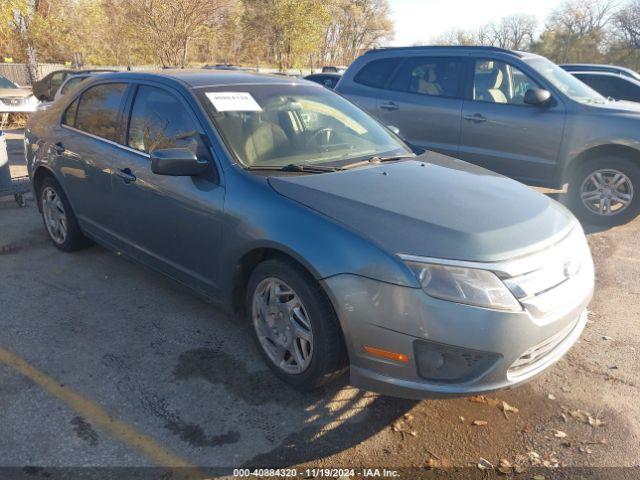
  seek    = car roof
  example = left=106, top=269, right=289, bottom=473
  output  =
left=306, top=73, right=342, bottom=78
left=88, top=69, right=310, bottom=88
left=570, top=70, right=640, bottom=84
left=364, top=45, right=530, bottom=58
left=561, top=64, right=638, bottom=74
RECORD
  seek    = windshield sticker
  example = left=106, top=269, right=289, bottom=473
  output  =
left=205, top=91, right=262, bottom=112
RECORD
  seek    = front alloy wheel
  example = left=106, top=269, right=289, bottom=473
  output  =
left=579, top=169, right=633, bottom=216
left=569, top=156, right=640, bottom=227
left=245, top=258, right=348, bottom=390
left=252, top=277, right=313, bottom=374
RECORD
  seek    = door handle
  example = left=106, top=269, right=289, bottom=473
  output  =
left=53, top=142, right=65, bottom=154
left=380, top=101, right=399, bottom=111
left=464, top=113, right=487, bottom=123
left=115, top=168, right=136, bottom=184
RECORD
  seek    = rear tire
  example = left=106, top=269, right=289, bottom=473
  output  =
left=38, top=176, right=92, bottom=252
left=568, top=156, right=640, bottom=227
left=245, top=257, right=348, bottom=390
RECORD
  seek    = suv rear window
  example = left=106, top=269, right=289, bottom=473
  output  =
left=388, top=56, right=463, bottom=97
left=354, top=58, right=401, bottom=89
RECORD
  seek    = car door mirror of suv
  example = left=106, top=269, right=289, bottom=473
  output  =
left=524, top=88, right=552, bottom=107
left=150, top=148, right=209, bottom=176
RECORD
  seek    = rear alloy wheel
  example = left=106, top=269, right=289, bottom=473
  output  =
left=246, top=258, right=348, bottom=390
left=38, top=176, right=92, bottom=252
left=42, top=185, right=68, bottom=245
left=569, top=157, right=640, bottom=227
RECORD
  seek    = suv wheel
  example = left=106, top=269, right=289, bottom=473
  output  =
left=38, top=176, right=92, bottom=252
left=245, top=258, right=348, bottom=390
left=568, top=156, right=640, bottom=227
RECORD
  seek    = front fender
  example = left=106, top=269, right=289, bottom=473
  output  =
left=219, top=170, right=419, bottom=305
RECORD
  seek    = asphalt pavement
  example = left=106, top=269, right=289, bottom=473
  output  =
left=0, top=130, right=638, bottom=479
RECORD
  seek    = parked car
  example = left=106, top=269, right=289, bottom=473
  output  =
left=336, top=46, right=640, bottom=226
left=25, top=70, right=594, bottom=398
left=322, top=66, right=348, bottom=73
left=32, top=69, right=116, bottom=102
left=570, top=71, right=640, bottom=103
left=304, top=73, right=342, bottom=89
left=561, top=63, right=640, bottom=81
left=202, top=63, right=256, bottom=72
left=36, top=73, right=96, bottom=111
left=0, top=74, right=39, bottom=112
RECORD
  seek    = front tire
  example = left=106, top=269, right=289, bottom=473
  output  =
left=245, top=258, right=348, bottom=390
left=38, top=176, right=92, bottom=252
left=568, top=156, right=640, bottom=227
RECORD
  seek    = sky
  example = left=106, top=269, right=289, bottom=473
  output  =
left=388, top=0, right=564, bottom=46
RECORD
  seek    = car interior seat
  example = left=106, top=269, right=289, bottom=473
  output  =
left=413, top=66, right=443, bottom=96
left=243, top=114, right=289, bottom=165
left=475, top=68, right=508, bottom=103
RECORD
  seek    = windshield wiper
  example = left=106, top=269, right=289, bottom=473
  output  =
left=246, top=163, right=342, bottom=173
left=340, top=153, right=416, bottom=170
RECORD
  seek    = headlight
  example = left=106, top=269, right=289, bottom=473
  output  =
left=405, top=261, right=521, bottom=311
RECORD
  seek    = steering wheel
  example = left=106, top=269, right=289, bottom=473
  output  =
left=308, top=127, right=336, bottom=147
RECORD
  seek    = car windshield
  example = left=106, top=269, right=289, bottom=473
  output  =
left=60, top=76, right=89, bottom=95
left=0, top=76, right=17, bottom=89
left=198, top=84, right=409, bottom=168
left=525, top=57, right=606, bottom=104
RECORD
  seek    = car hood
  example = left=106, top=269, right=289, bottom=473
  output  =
left=0, top=87, right=34, bottom=99
left=587, top=99, right=640, bottom=114
left=268, top=153, right=575, bottom=262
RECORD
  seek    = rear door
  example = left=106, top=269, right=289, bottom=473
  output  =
left=338, top=57, right=403, bottom=114
left=458, top=58, right=566, bottom=183
left=375, top=56, right=465, bottom=156
left=108, top=83, right=225, bottom=296
left=56, top=82, right=130, bottom=240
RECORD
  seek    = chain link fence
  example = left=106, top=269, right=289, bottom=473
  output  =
left=0, top=63, right=163, bottom=86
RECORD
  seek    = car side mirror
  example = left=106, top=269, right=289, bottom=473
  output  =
left=150, top=148, right=208, bottom=176
left=524, top=88, right=552, bottom=107
left=387, top=125, right=401, bottom=135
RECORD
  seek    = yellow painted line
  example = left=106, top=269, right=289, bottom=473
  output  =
left=0, top=347, right=204, bottom=480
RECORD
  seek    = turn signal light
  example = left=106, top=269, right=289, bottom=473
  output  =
left=363, top=345, right=409, bottom=363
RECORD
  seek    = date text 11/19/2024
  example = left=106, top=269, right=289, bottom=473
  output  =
left=232, top=468, right=400, bottom=477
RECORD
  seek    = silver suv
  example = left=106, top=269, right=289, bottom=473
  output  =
left=336, top=46, right=640, bottom=227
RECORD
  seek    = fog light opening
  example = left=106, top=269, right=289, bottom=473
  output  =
left=414, top=340, right=500, bottom=383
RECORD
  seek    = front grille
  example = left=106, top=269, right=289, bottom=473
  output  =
left=502, top=228, right=588, bottom=301
left=507, top=317, right=578, bottom=378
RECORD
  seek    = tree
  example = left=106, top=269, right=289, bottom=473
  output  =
left=614, top=0, right=640, bottom=47
left=536, top=0, right=618, bottom=63
left=114, top=0, right=231, bottom=68
left=243, top=0, right=330, bottom=70
left=487, top=14, right=537, bottom=50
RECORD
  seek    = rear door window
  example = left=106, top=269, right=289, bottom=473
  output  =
left=75, top=83, right=128, bottom=142
left=127, top=85, right=206, bottom=156
left=354, top=58, right=402, bottom=89
left=62, top=98, right=79, bottom=127
left=388, top=56, right=464, bottom=98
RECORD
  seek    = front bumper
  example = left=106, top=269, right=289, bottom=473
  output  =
left=322, top=261, right=593, bottom=399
